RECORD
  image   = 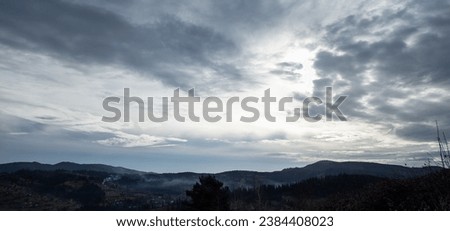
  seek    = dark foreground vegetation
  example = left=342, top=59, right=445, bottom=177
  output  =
left=0, top=168, right=449, bottom=211
left=229, top=171, right=450, bottom=210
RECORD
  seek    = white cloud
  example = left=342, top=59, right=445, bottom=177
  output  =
left=96, top=132, right=187, bottom=148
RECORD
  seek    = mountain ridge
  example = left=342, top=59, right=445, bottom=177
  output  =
left=0, top=160, right=443, bottom=203
left=0, top=160, right=440, bottom=189
left=0, top=161, right=143, bottom=175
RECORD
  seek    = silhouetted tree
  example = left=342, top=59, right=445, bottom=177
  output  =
left=186, top=175, right=230, bottom=210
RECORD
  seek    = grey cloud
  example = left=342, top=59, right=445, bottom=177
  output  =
left=376, top=98, right=450, bottom=123
left=35, top=116, right=58, bottom=121
left=200, top=0, right=289, bottom=33
left=312, top=0, right=450, bottom=139
left=314, top=51, right=366, bottom=79
left=315, top=1, right=450, bottom=86
left=0, top=113, right=46, bottom=134
left=395, top=123, right=437, bottom=142
left=1, top=113, right=191, bottom=149
left=312, top=78, right=332, bottom=94
left=270, top=62, right=303, bottom=80
left=0, top=0, right=239, bottom=87
left=0, top=113, right=119, bottom=144
left=277, top=62, right=303, bottom=69
left=311, top=78, right=371, bottom=120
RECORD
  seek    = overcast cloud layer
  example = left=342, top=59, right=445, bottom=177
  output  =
left=1, top=0, right=449, bottom=172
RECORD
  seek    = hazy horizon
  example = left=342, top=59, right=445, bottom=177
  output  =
left=1, top=0, right=450, bottom=172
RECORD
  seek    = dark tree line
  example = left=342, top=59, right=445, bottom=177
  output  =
left=2, top=169, right=449, bottom=211
left=185, top=171, right=450, bottom=210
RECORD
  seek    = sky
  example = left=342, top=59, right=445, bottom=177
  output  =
left=1, top=0, right=450, bottom=172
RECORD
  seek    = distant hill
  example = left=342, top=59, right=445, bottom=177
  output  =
left=214, top=160, right=440, bottom=189
left=268, top=160, right=438, bottom=182
left=0, top=161, right=143, bottom=175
